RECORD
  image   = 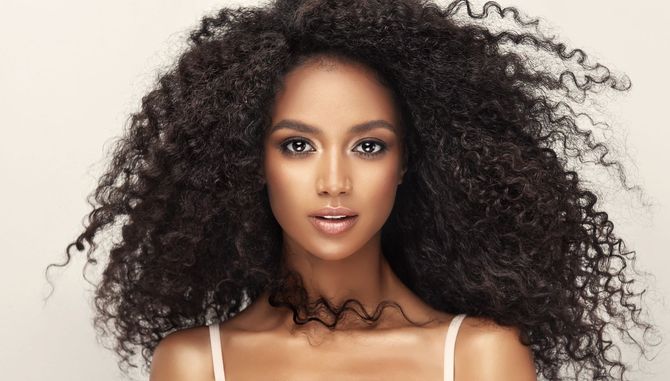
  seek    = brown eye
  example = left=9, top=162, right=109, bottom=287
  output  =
left=278, top=138, right=387, bottom=158
left=354, top=140, right=387, bottom=158
left=279, top=138, right=315, bottom=156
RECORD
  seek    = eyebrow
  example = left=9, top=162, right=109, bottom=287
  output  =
left=268, top=119, right=397, bottom=135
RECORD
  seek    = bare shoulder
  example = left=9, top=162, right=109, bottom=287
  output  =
left=149, top=325, right=213, bottom=381
left=456, top=316, right=537, bottom=381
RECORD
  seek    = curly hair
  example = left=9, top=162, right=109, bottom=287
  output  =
left=45, top=0, right=660, bottom=379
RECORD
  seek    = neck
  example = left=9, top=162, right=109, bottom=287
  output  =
left=267, top=231, right=442, bottom=334
left=241, top=233, right=441, bottom=333
left=281, top=232, right=395, bottom=311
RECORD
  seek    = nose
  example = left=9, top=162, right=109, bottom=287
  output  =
left=316, top=148, right=352, bottom=196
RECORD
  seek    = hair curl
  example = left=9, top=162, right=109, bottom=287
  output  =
left=46, top=0, right=660, bottom=379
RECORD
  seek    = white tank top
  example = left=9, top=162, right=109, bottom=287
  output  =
left=208, top=313, right=467, bottom=381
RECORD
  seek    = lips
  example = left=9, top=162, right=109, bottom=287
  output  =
left=308, top=205, right=359, bottom=235
left=309, top=215, right=358, bottom=235
left=309, top=206, right=358, bottom=218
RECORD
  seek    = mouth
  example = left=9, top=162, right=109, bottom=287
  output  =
left=309, top=215, right=359, bottom=235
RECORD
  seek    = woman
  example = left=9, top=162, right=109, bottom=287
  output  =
left=46, top=0, right=658, bottom=380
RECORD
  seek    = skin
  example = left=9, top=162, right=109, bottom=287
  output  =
left=261, top=56, right=412, bottom=326
left=149, top=57, right=537, bottom=380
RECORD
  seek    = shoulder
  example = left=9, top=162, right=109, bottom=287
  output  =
left=456, top=315, right=537, bottom=381
left=149, top=325, right=213, bottom=381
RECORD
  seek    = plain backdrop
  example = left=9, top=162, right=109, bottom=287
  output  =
left=1, top=0, right=668, bottom=380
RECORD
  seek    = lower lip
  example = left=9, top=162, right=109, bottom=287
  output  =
left=309, top=215, right=359, bottom=235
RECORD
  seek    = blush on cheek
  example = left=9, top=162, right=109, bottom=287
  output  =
left=265, top=165, right=311, bottom=220
left=377, top=166, right=400, bottom=187
left=365, top=169, right=399, bottom=204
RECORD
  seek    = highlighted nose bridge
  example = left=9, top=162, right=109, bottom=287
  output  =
left=317, top=143, right=351, bottom=196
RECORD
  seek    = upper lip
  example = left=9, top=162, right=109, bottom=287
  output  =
left=309, top=206, right=358, bottom=217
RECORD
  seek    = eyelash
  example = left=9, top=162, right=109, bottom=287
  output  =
left=279, top=138, right=388, bottom=158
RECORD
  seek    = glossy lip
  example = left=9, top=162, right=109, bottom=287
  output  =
left=309, top=215, right=359, bottom=235
left=309, top=206, right=358, bottom=217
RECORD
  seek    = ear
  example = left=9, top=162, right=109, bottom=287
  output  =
left=398, top=149, right=408, bottom=185
left=398, top=166, right=407, bottom=185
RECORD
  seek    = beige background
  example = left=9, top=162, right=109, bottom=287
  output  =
left=1, top=0, right=667, bottom=380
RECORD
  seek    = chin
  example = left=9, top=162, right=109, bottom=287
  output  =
left=305, top=244, right=358, bottom=261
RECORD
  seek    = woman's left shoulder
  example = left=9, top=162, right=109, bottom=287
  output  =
left=455, top=315, right=537, bottom=380
left=457, top=315, right=523, bottom=341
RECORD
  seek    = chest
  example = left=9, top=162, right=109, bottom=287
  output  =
left=218, top=329, right=447, bottom=381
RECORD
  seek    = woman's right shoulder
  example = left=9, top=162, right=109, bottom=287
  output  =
left=149, top=325, right=213, bottom=381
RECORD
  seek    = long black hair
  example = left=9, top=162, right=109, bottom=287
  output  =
left=46, top=0, right=660, bottom=379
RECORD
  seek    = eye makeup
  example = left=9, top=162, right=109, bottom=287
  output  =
left=278, top=137, right=388, bottom=159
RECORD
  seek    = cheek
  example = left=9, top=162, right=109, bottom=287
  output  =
left=264, top=157, right=310, bottom=217
left=358, top=165, right=399, bottom=208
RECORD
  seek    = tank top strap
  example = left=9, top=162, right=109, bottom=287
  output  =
left=208, top=323, right=226, bottom=381
left=443, top=314, right=467, bottom=381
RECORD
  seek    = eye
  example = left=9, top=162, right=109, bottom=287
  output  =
left=279, top=138, right=316, bottom=156
left=278, top=138, right=388, bottom=158
left=353, top=140, right=387, bottom=158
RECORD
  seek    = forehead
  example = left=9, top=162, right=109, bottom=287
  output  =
left=270, top=59, right=400, bottom=135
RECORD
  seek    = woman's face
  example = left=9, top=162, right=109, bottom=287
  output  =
left=262, top=58, right=407, bottom=261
